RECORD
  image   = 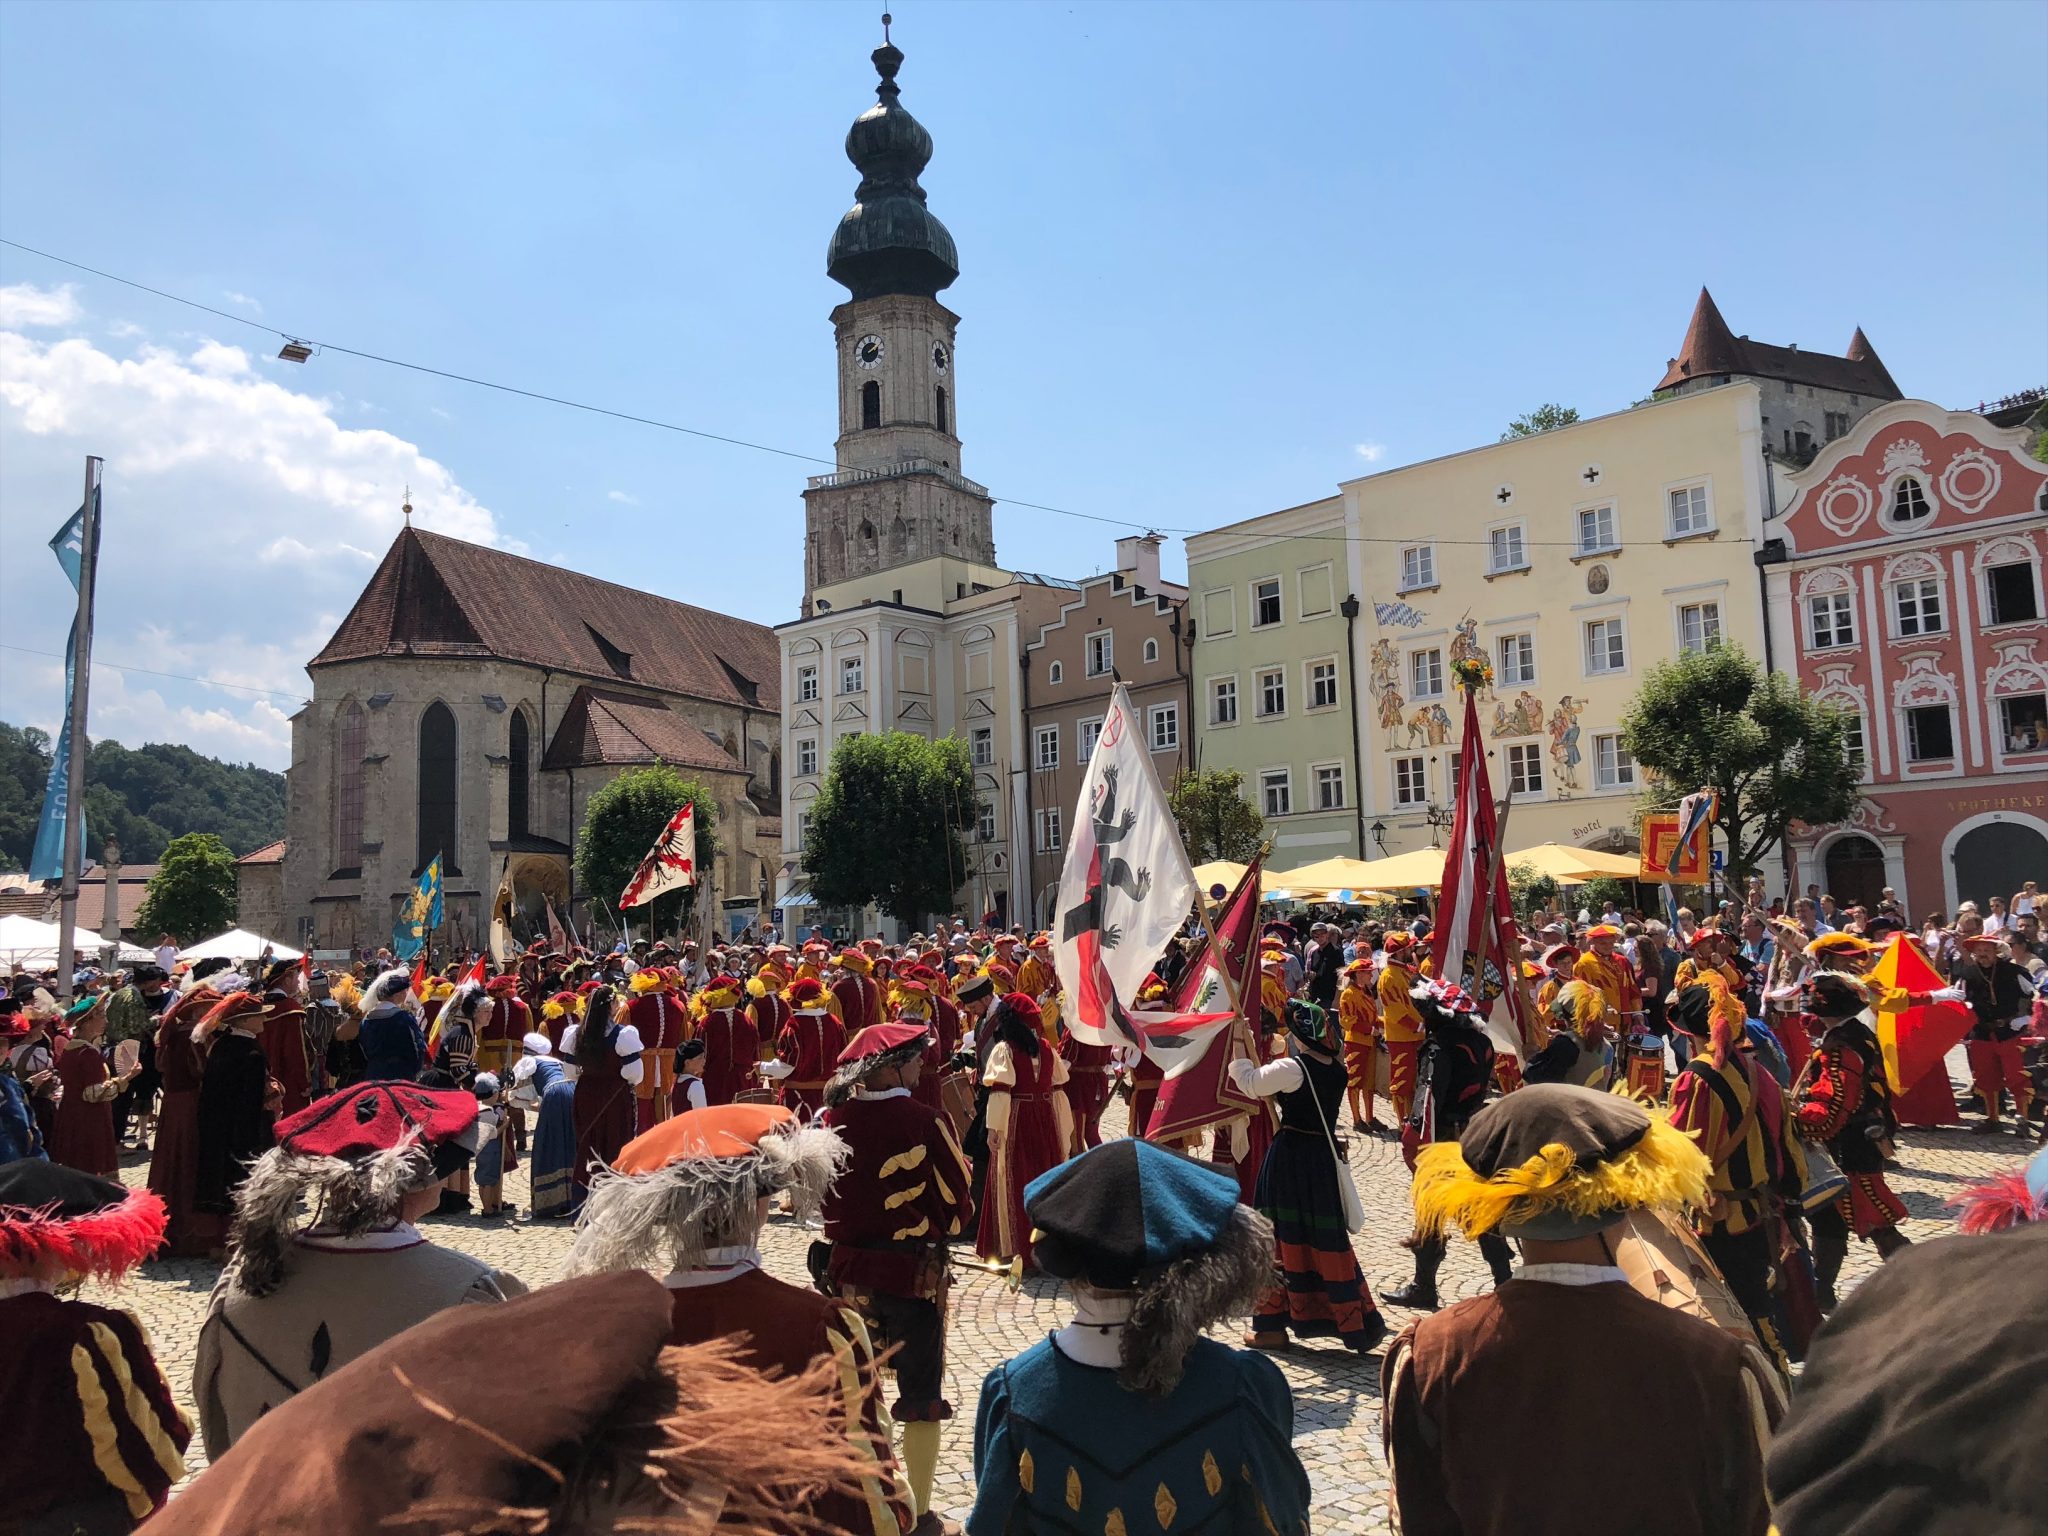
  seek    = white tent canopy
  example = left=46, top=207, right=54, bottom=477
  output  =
left=179, top=928, right=302, bottom=963
left=0, top=913, right=153, bottom=966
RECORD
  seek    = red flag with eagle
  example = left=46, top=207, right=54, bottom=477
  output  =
left=619, top=803, right=697, bottom=910
left=1428, top=669, right=1538, bottom=1060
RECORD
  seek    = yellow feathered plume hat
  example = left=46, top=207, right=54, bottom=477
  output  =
left=1412, top=1083, right=1711, bottom=1242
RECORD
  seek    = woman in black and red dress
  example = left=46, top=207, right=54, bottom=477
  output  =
left=562, top=988, right=642, bottom=1213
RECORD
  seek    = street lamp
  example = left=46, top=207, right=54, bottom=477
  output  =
left=1369, top=818, right=1388, bottom=853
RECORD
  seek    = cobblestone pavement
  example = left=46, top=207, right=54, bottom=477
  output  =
left=91, top=1085, right=2034, bottom=1533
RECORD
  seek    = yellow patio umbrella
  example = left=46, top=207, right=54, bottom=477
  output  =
left=1192, top=860, right=1249, bottom=896
left=1266, top=855, right=1383, bottom=894
left=1505, top=842, right=1644, bottom=885
left=1345, top=846, right=1449, bottom=891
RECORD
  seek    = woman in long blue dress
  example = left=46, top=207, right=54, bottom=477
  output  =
left=512, top=1033, right=577, bottom=1220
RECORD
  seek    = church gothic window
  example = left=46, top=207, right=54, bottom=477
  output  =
left=935, top=385, right=948, bottom=434
left=508, top=710, right=531, bottom=838
left=861, top=380, right=881, bottom=429
left=418, top=702, right=460, bottom=875
left=332, top=700, right=365, bottom=876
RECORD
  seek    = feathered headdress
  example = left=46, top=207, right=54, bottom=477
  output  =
left=0, top=1163, right=168, bottom=1280
left=1952, top=1147, right=2048, bottom=1236
left=1548, top=978, right=1610, bottom=1036
left=362, top=967, right=415, bottom=1013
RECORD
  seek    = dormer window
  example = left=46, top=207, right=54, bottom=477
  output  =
left=1891, top=476, right=1930, bottom=523
left=584, top=622, right=633, bottom=679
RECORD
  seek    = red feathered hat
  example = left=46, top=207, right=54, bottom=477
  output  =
left=836, top=1020, right=933, bottom=1067
left=787, top=976, right=830, bottom=1011
left=577, top=979, right=605, bottom=997
left=1383, top=932, right=1417, bottom=956
left=0, top=1161, right=167, bottom=1280
left=275, top=1081, right=478, bottom=1161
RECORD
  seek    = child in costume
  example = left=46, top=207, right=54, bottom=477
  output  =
left=968, top=1139, right=1312, bottom=1535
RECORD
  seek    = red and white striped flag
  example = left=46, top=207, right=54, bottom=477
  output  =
left=1429, top=684, right=1536, bottom=1060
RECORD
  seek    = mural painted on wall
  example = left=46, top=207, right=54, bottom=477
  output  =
left=1370, top=639, right=1406, bottom=741
left=1492, top=690, right=1544, bottom=738
left=1404, top=703, right=1453, bottom=748
left=1548, top=695, right=1584, bottom=789
left=1448, top=618, right=1490, bottom=700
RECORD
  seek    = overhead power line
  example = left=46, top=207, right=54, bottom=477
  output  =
left=0, top=642, right=309, bottom=704
left=0, top=236, right=1756, bottom=554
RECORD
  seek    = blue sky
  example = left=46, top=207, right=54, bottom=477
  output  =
left=2, top=0, right=2042, bottom=769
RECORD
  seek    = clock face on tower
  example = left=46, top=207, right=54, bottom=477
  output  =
left=931, top=341, right=949, bottom=373
left=855, top=334, right=886, bottom=370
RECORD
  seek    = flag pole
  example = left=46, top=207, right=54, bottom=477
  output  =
left=56, top=457, right=101, bottom=1003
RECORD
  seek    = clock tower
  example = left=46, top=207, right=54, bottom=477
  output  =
left=801, top=29, right=998, bottom=609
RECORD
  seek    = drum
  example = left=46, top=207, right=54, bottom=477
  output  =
left=1625, top=1035, right=1667, bottom=1102
left=938, top=1069, right=974, bottom=1138
left=1611, top=1207, right=1791, bottom=1401
left=732, top=1087, right=775, bottom=1106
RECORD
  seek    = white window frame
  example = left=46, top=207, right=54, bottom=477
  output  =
left=1583, top=616, right=1628, bottom=676
left=797, top=810, right=814, bottom=850
left=1592, top=732, right=1634, bottom=790
left=1676, top=599, right=1723, bottom=655
left=1306, top=656, right=1341, bottom=712
left=1035, top=805, right=1063, bottom=852
left=1250, top=576, right=1284, bottom=629
left=1486, top=521, right=1529, bottom=575
left=1983, top=557, right=2044, bottom=628
left=1255, top=666, right=1287, bottom=719
left=1398, top=543, right=1438, bottom=593
left=1903, top=702, right=1956, bottom=764
left=1890, top=576, right=1946, bottom=639
left=839, top=655, right=864, bottom=694
left=1085, top=630, right=1115, bottom=677
left=1047, top=660, right=1063, bottom=684
left=796, top=664, right=819, bottom=703
left=1312, top=761, right=1346, bottom=811
left=1209, top=674, right=1239, bottom=727
left=1839, top=708, right=1868, bottom=777
left=1259, top=767, right=1292, bottom=818
left=1664, top=479, right=1714, bottom=539
left=1078, top=716, right=1104, bottom=763
left=1807, top=592, right=1857, bottom=650
left=1574, top=500, right=1620, bottom=557
left=970, top=725, right=994, bottom=767
left=977, top=799, right=998, bottom=843
left=1497, top=631, right=1537, bottom=687
left=1033, top=724, right=1059, bottom=770
left=1296, top=562, right=1336, bottom=618
left=1393, top=755, right=1428, bottom=806
left=1142, top=637, right=1160, bottom=664
left=1409, top=647, right=1444, bottom=699
left=1147, top=702, right=1180, bottom=753
left=796, top=737, right=819, bottom=777
left=1996, top=692, right=2047, bottom=755
left=1506, top=741, right=1545, bottom=797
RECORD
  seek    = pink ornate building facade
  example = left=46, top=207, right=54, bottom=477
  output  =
left=1760, top=400, right=2048, bottom=916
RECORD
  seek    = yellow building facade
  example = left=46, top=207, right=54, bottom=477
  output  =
left=1343, top=383, right=1771, bottom=858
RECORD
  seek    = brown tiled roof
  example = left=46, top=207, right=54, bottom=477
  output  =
left=1656, top=287, right=1903, bottom=398
left=6, top=866, right=162, bottom=934
left=237, top=840, right=286, bottom=866
left=312, top=528, right=780, bottom=713
left=541, top=687, right=744, bottom=775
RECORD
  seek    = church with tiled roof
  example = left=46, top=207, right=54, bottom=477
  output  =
left=279, top=518, right=781, bottom=953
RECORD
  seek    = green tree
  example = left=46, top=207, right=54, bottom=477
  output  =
left=805, top=733, right=975, bottom=925
left=1501, top=403, right=1581, bottom=440
left=574, top=766, right=720, bottom=941
left=1506, top=860, right=1559, bottom=917
left=1621, top=646, right=1860, bottom=891
left=1167, top=768, right=1265, bottom=864
left=0, top=722, right=52, bottom=871
left=135, top=832, right=239, bottom=943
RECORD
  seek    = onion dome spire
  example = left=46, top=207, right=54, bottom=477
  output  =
left=826, top=18, right=958, bottom=301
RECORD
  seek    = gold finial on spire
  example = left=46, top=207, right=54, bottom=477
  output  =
left=402, top=486, right=413, bottom=523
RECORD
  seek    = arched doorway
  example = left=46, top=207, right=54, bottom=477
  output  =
left=1822, top=834, right=1886, bottom=912
left=1950, top=820, right=2048, bottom=914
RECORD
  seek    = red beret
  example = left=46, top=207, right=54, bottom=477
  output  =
left=484, top=974, right=520, bottom=997
left=999, top=991, right=1043, bottom=1031
left=837, top=1021, right=932, bottom=1065
left=275, top=1081, right=477, bottom=1160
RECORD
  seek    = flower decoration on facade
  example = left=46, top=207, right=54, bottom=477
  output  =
left=1451, top=655, right=1494, bottom=694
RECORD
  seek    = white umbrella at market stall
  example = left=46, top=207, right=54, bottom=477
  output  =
left=0, top=913, right=152, bottom=966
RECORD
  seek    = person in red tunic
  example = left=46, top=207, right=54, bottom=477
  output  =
left=50, top=996, right=132, bottom=1178
left=1057, top=1027, right=1117, bottom=1151
left=0, top=1161, right=191, bottom=1533
left=539, top=988, right=580, bottom=1051
left=975, top=993, right=1073, bottom=1271
left=821, top=1021, right=975, bottom=1529
left=624, top=966, right=690, bottom=1133
left=146, top=983, right=226, bottom=1257
left=562, top=987, right=643, bottom=1211
left=889, top=969, right=954, bottom=1120
left=694, top=973, right=760, bottom=1106
left=766, top=976, right=846, bottom=1117
left=254, top=959, right=312, bottom=1117
left=832, top=949, right=885, bottom=1035
left=474, top=972, right=530, bottom=1083
left=566, top=1102, right=916, bottom=1535
left=746, top=959, right=793, bottom=1073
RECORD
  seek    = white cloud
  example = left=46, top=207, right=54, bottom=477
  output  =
left=0, top=324, right=501, bottom=770
left=606, top=489, right=639, bottom=505
left=0, top=282, right=81, bottom=328
left=1353, top=440, right=1387, bottom=463
left=222, top=291, right=264, bottom=314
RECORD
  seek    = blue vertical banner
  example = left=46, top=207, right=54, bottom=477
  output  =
left=29, top=489, right=96, bottom=882
left=393, top=855, right=444, bottom=961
